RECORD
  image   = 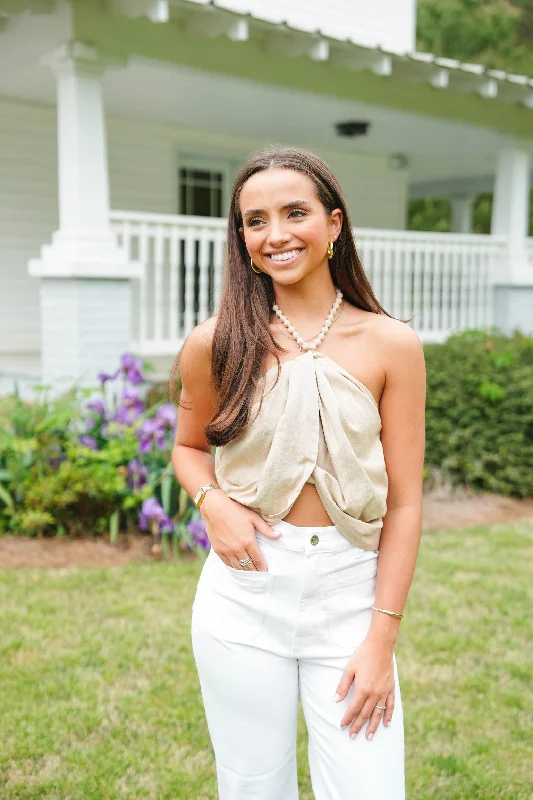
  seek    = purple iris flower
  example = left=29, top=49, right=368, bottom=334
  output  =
left=115, top=388, right=145, bottom=425
left=86, top=396, right=106, bottom=418
left=79, top=435, right=98, bottom=450
left=98, top=368, right=120, bottom=385
left=120, top=353, right=144, bottom=385
left=159, top=516, right=174, bottom=533
left=115, top=405, right=137, bottom=425
left=136, top=418, right=166, bottom=454
left=156, top=403, right=177, bottom=429
left=121, top=387, right=144, bottom=408
left=127, top=459, right=148, bottom=491
left=139, top=497, right=173, bottom=533
left=187, top=518, right=211, bottom=550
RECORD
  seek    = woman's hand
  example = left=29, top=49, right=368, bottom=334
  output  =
left=200, top=490, right=281, bottom=571
left=334, top=636, right=395, bottom=740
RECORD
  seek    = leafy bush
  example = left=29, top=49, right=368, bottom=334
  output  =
left=0, top=354, right=209, bottom=552
left=424, top=329, right=533, bottom=497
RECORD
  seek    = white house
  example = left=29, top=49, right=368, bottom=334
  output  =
left=1, top=0, right=533, bottom=395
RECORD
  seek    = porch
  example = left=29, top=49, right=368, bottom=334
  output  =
left=2, top=0, right=533, bottom=395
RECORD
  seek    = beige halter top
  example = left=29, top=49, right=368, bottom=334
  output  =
left=214, top=349, right=388, bottom=550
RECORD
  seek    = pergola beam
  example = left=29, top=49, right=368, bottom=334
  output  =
left=10, top=0, right=532, bottom=112
left=109, top=0, right=169, bottom=23
left=180, top=6, right=248, bottom=41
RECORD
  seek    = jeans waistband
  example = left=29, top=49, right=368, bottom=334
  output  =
left=256, top=517, right=368, bottom=554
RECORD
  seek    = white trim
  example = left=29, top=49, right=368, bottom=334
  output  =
left=164, top=0, right=533, bottom=109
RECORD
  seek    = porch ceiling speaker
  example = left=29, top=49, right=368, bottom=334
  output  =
left=334, top=121, right=371, bottom=138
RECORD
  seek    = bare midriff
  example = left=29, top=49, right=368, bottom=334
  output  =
left=282, top=482, right=334, bottom=527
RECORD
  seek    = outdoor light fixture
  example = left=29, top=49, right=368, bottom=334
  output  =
left=334, top=120, right=371, bottom=137
left=388, top=152, right=409, bottom=170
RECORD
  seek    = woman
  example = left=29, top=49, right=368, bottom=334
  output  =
left=171, top=145, right=426, bottom=800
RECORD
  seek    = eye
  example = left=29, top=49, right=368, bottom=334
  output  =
left=289, top=209, right=307, bottom=218
left=247, top=217, right=263, bottom=227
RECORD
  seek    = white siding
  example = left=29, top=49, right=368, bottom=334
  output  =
left=188, top=0, right=416, bottom=53
left=0, top=97, right=407, bottom=352
left=0, top=98, right=58, bottom=354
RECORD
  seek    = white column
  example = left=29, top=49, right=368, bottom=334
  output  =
left=490, top=147, right=533, bottom=335
left=491, top=148, right=530, bottom=278
left=28, top=42, right=141, bottom=393
left=450, top=195, right=474, bottom=234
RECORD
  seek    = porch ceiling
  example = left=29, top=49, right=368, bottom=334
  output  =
left=98, top=59, right=521, bottom=185
left=0, top=2, right=532, bottom=186
left=105, top=61, right=533, bottom=181
left=0, top=49, right=521, bottom=185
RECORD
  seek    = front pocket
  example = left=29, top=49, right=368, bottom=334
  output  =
left=325, top=555, right=378, bottom=650
left=193, top=551, right=274, bottom=642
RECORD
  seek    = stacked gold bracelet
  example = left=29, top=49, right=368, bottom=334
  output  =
left=372, top=606, right=404, bottom=619
left=193, top=483, right=220, bottom=510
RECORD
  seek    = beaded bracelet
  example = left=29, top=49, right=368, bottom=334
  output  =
left=372, top=606, right=404, bottom=619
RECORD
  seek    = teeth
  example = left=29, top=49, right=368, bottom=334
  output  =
left=268, top=249, right=301, bottom=262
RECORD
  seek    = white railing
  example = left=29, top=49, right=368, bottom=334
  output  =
left=111, top=211, right=227, bottom=355
left=355, top=229, right=508, bottom=343
left=111, top=211, right=508, bottom=354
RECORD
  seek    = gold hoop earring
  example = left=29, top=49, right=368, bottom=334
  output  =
left=250, top=257, right=261, bottom=274
left=327, top=241, right=334, bottom=259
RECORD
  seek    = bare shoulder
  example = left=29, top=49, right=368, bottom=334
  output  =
left=369, top=314, right=424, bottom=361
left=180, top=314, right=218, bottom=385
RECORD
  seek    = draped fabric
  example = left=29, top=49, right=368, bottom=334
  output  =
left=214, top=350, right=388, bottom=550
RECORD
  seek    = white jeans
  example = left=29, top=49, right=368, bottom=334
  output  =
left=191, top=518, right=405, bottom=800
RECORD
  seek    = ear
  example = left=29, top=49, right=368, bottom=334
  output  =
left=238, top=226, right=245, bottom=243
left=329, top=208, right=343, bottom=241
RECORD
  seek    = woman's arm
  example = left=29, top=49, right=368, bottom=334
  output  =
left=172, top=318, right=279, bottom=570
left=334, top=318, right=426, bottom=739
left=367, top=319, right=426, bottom=646
left=171, top=318, right=221, bottom=501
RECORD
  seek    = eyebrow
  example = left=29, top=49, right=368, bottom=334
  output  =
left=243, top=200, right=312, bottom=219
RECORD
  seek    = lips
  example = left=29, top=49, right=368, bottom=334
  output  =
left=264, top=248, right=304, bottom=265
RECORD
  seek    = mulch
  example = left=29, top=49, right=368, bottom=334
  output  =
left=1, top=488, right=533, bottom=569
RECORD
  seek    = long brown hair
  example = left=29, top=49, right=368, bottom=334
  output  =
left=170, top=145, right=406, bottom=446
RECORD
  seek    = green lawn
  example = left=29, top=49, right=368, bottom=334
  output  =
left=1, top=520, right=532, bottom=799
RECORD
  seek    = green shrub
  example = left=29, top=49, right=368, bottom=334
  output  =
left=424, top=329, right=533, bottom=497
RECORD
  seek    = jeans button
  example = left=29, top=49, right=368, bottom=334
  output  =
left=310, top=534, right=319, bottom=546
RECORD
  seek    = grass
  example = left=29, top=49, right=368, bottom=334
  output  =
left=1, top=519, right=532, bottom=799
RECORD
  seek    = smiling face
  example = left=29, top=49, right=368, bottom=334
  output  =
left=238, top=168, right=342, bottom=285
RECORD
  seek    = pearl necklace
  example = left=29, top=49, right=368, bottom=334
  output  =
left=273, top=302, right=343, bottom=345
left=272, top=289, right=343, bottom=352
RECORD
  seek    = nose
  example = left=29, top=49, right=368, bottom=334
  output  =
left=266, top=220, right=291, bottom=249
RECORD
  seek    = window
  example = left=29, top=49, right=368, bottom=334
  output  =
left=179, top=166, right=225, bottom=217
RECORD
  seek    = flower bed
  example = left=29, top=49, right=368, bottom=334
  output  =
left=0, top=353, right=208, bottom=555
